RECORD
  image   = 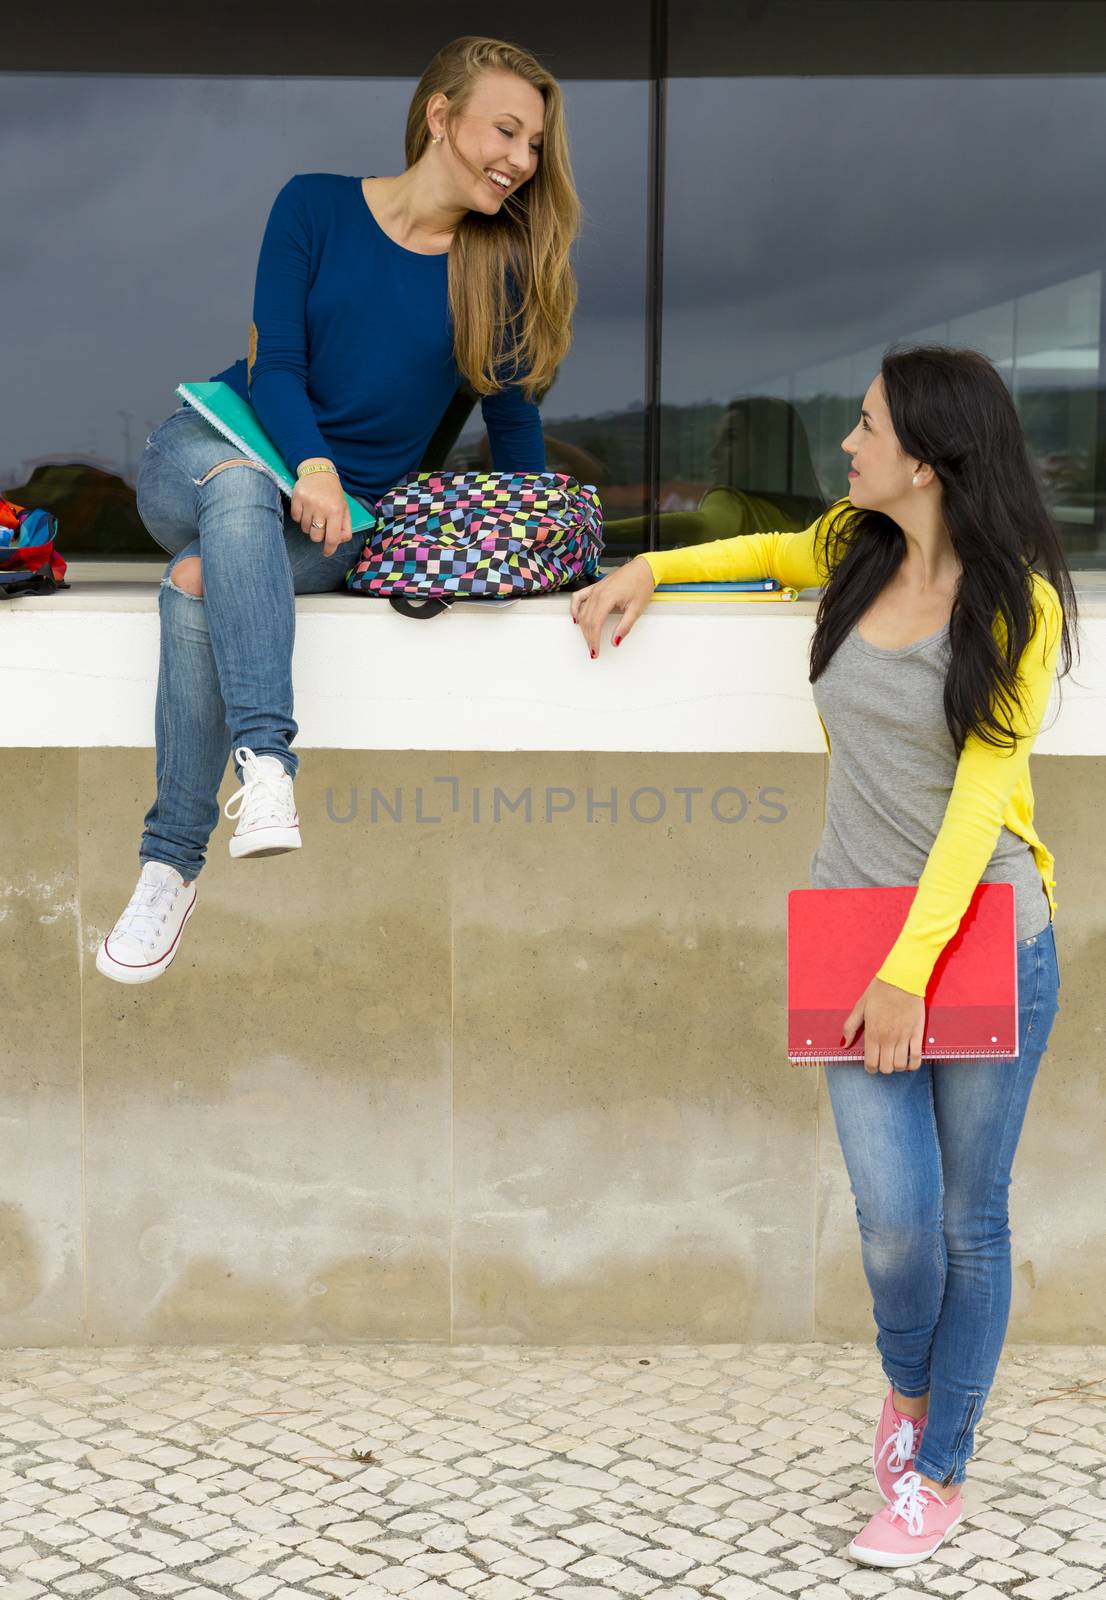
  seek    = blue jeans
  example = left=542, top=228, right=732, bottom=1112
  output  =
left=824, top=921, right=1061, bottom=1486
left=135, top=406, right=362, bottom=880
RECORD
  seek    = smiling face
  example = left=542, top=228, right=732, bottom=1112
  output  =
left=432, top=69, right=545, bottom=214
left=841, top=376, right=922, bottom=513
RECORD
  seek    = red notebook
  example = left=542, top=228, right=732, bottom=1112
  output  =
left=787, top=883, right=1018, bottom=1063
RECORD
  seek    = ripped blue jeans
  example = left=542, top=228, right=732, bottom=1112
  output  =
left=823, top=921, right=1061, bottom=1485
left=136, top=406, right=363, bottom=880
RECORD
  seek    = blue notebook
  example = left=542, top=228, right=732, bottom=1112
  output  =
left=655, top=580, right=780, bottom=592
left=177, top=381, right=377, bottom=536
left=650, top=578, right=796, bottom=603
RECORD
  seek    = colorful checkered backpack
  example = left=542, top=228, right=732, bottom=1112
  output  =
left=0, top=498, right=68, bottom=598
left=346, top=470, right=603, bottom=618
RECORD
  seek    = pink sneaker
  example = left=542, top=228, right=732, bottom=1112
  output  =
left=873, top=1388, right=927, bottom=1501
left=848, top=1470, right=963, bottom=1567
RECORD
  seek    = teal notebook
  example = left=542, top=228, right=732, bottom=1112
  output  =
left=176, top=381, right=377, bottom=535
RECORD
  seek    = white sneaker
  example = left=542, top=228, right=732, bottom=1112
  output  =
left=96, top=861, right=197, bottom=985
left=224, top=746, right=301, bottom=858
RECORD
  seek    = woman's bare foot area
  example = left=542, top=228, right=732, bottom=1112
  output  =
left=892, top=1388, right=929, bottom=1420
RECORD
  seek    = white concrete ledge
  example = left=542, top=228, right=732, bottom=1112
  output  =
left=3, top=562, right=1105, bottom=752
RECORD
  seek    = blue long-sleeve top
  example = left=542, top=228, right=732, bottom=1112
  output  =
left=212, top=173, right=546, bottom=503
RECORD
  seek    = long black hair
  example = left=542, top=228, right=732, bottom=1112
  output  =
left=809, top=345, right=1078, bottom=752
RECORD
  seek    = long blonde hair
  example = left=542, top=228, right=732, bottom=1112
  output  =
left=405, top=36, right=580, bottom=402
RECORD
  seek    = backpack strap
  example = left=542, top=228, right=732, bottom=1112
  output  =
left=388, top=594, right=454, bottom=620
left=0, top=570, right=66, bottom=599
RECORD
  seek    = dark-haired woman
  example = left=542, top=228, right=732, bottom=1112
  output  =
left=97, top=35, right=579, bottom=985
left=572, top=347, right=1076, bottom=1568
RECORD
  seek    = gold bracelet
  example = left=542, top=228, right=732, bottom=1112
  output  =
left=298, top=462, right=338, bottom=478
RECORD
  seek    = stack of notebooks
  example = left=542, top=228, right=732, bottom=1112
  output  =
left=650, top=579, right=797, bottom=603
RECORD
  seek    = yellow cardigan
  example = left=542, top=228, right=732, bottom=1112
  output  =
left=642, top=506, right=1062, bottom=997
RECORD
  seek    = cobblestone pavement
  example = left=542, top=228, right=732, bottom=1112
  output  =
left=0, top=1342, right=1102, bottom=1600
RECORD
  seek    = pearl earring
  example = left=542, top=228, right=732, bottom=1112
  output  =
left=912, top=474, right=921, bottom=486
left=432, top=133, right=443, bottom=144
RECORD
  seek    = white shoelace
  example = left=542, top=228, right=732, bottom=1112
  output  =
left=115, top=873, right=181, bottom=950
left=224, top=747, right=295, bottom=831
left=877, top=1415, right=921, bottom=1476
left=889, top=1470, right=941, bottom=1536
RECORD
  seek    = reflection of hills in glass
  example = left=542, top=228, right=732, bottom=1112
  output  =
left=537, top=377, right=1103, bottom=564
left=538, top=383, right=1100, bottom=504
left=5, top=464, right=155, bottom=558
left=8, top=390, right=1106, bottom=572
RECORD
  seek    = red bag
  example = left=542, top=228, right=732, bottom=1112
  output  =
left=0, top=499, right=67, bottom=596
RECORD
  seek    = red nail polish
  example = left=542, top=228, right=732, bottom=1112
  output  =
left=613, top=635, right=621, bottom=646
left=590, top=649, right=596, bottom=659
left=572, top=616, right=577, bottom=624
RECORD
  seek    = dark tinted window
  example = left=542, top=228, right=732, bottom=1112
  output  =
left=658, top=67, right=1106, bottom=566
left=3, top=72, right=647, bottom=557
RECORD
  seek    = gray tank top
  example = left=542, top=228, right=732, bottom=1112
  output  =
left=810, top=622, right=1050, bottom=941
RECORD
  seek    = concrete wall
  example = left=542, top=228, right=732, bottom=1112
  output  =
left=2, top=746, right=1100, bottom=1347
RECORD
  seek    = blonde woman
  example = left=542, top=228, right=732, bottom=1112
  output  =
left=98, top=35, right=579, bottom=984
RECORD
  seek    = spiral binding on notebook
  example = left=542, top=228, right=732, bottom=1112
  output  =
left=176, top=384, right=291, bottom=497
left=789, top=1046, right=1008, bottom=1062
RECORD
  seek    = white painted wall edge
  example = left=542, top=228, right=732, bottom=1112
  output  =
left=1, top=568, right=1104, bottom=753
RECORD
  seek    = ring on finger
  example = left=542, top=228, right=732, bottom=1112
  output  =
left=311, top=518, right=324, bottom=529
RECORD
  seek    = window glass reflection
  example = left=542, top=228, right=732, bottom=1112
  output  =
left=660, top=77, right=1106, bottom=565
left=3, top=73, right=647, bottom=557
